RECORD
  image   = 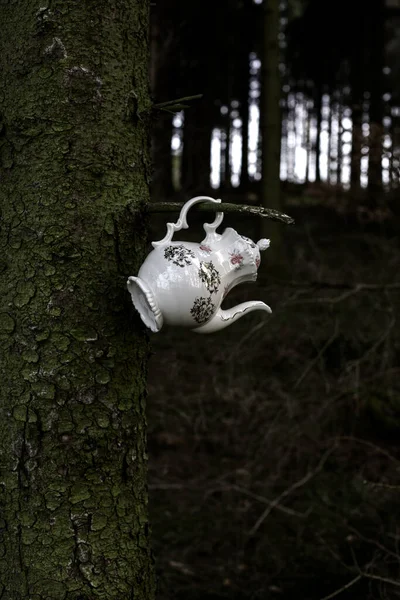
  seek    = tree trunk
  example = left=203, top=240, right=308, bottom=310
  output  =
left=181, top=103, right=213, bottom=195
left=222, top=116, right=232, bottom=190
left=367, top=0, right=385, bottom=199
left=151, top=112, right=174, bottom=199
left=0, top=2, right=155, bottom=599
left=240, top=82, right=250, bottom=190
left=350, top=105, right=363, bottom=190
left=238, top=1, right=252, bottom=191
left=260, top=0, right=284, bottom=265
left=337, top=87, right=344, bottom=187
left=350, top=22, right=365, bottom=192
left=149, top=12, right=174, bottom=199
left=314, top=84, right=323, bottom=183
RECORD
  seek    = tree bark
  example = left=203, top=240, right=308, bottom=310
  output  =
left=0, top=2, right=155, bottom=599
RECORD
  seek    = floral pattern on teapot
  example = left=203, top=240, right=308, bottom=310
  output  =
left=198, top=261, right=221, bottom=294
left=164, top=244, right=195, bottom=267
left=229, top=251, right=244, bottom=269
left=190, top=296, right=215, bottom=324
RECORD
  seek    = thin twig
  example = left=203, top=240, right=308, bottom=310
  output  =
left=278, top=280, right=400, bottom=291
left=286, top=284, right=364, bottom=305
left=153, top=94, right=203, bottom=109
left=363, top=480, right=400, bottom=491
left=346, top=318, right=395, bottom=369
left=148, top=201, right=295, bottom=225
left=250, top=446, right=336, bottom=535
left=316, top=534, right=351, bottom=570
left=318, top=575, right=362, bottom=600
left=228, top=319, right=269, bottom=360
left=152, top=94, right=203, bottom=113
left=361, top=572, right=400, bottom=588
left=345, top=523, right=400, bottom=562
left=148, top=483, right=185, bottom=490
left=293, top=319, right=339, bottom=389
left=219, top=483, right=309, bottom=517
left=337, top=435, right=400, bottom=464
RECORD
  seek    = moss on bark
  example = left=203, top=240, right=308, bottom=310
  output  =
left=0, top=1, right=155, bottom=598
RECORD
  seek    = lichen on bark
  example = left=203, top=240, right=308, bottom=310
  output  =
left=0, top=1, right=155, bottom=598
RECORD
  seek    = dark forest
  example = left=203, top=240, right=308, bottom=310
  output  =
left=147, top=1, right=400, bottom=599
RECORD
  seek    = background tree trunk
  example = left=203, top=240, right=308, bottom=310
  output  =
left=367, top=0, right=385, bottom=199
left=236, top=0, right=252, bottom=192
left=149, top=8, right=175, bottom=199
left=0, top=1, right=155, bottom=598
left=181, top=103, right=213, bottom=195
left=314, top=83, right=323, bottom=183
left=350, top=27, right=364, bottom=191
left=151, top=112, right=174, bottom=199
left=260, top=0, right=284, bottom=265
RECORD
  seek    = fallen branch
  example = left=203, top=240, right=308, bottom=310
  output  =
left=148, top=201, right=295, bottom=225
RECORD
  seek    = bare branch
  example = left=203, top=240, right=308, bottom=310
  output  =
left=148, top=201, right=295, bottom=225
left=152, top=94, right=203, bottom=113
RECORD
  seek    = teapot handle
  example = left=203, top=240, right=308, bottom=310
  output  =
left=152, top=196, right=223, bottom=248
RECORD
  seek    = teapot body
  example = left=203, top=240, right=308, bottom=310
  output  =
left=135, top=233, right=260, bottom=328
left=127, top=196, right=271, bottom=334
left=137, top=242, right=223, bottom=328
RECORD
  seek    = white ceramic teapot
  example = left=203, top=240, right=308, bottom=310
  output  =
left=127, top=196, right=271, bottom=333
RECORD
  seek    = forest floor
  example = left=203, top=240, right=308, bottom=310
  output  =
left=146, top=203, right=400, bottom=600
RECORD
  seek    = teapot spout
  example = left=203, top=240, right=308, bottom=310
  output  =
left=194, top=301, right=272, bottom=334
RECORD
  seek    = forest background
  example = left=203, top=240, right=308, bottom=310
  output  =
left=147, top=1, right=400, bottom=599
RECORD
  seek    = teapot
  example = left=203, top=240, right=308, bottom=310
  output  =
left=127, top=196, right=272, bottom=334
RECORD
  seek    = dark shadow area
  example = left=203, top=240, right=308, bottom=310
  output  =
left=147, top=212, right=400, bottom=600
